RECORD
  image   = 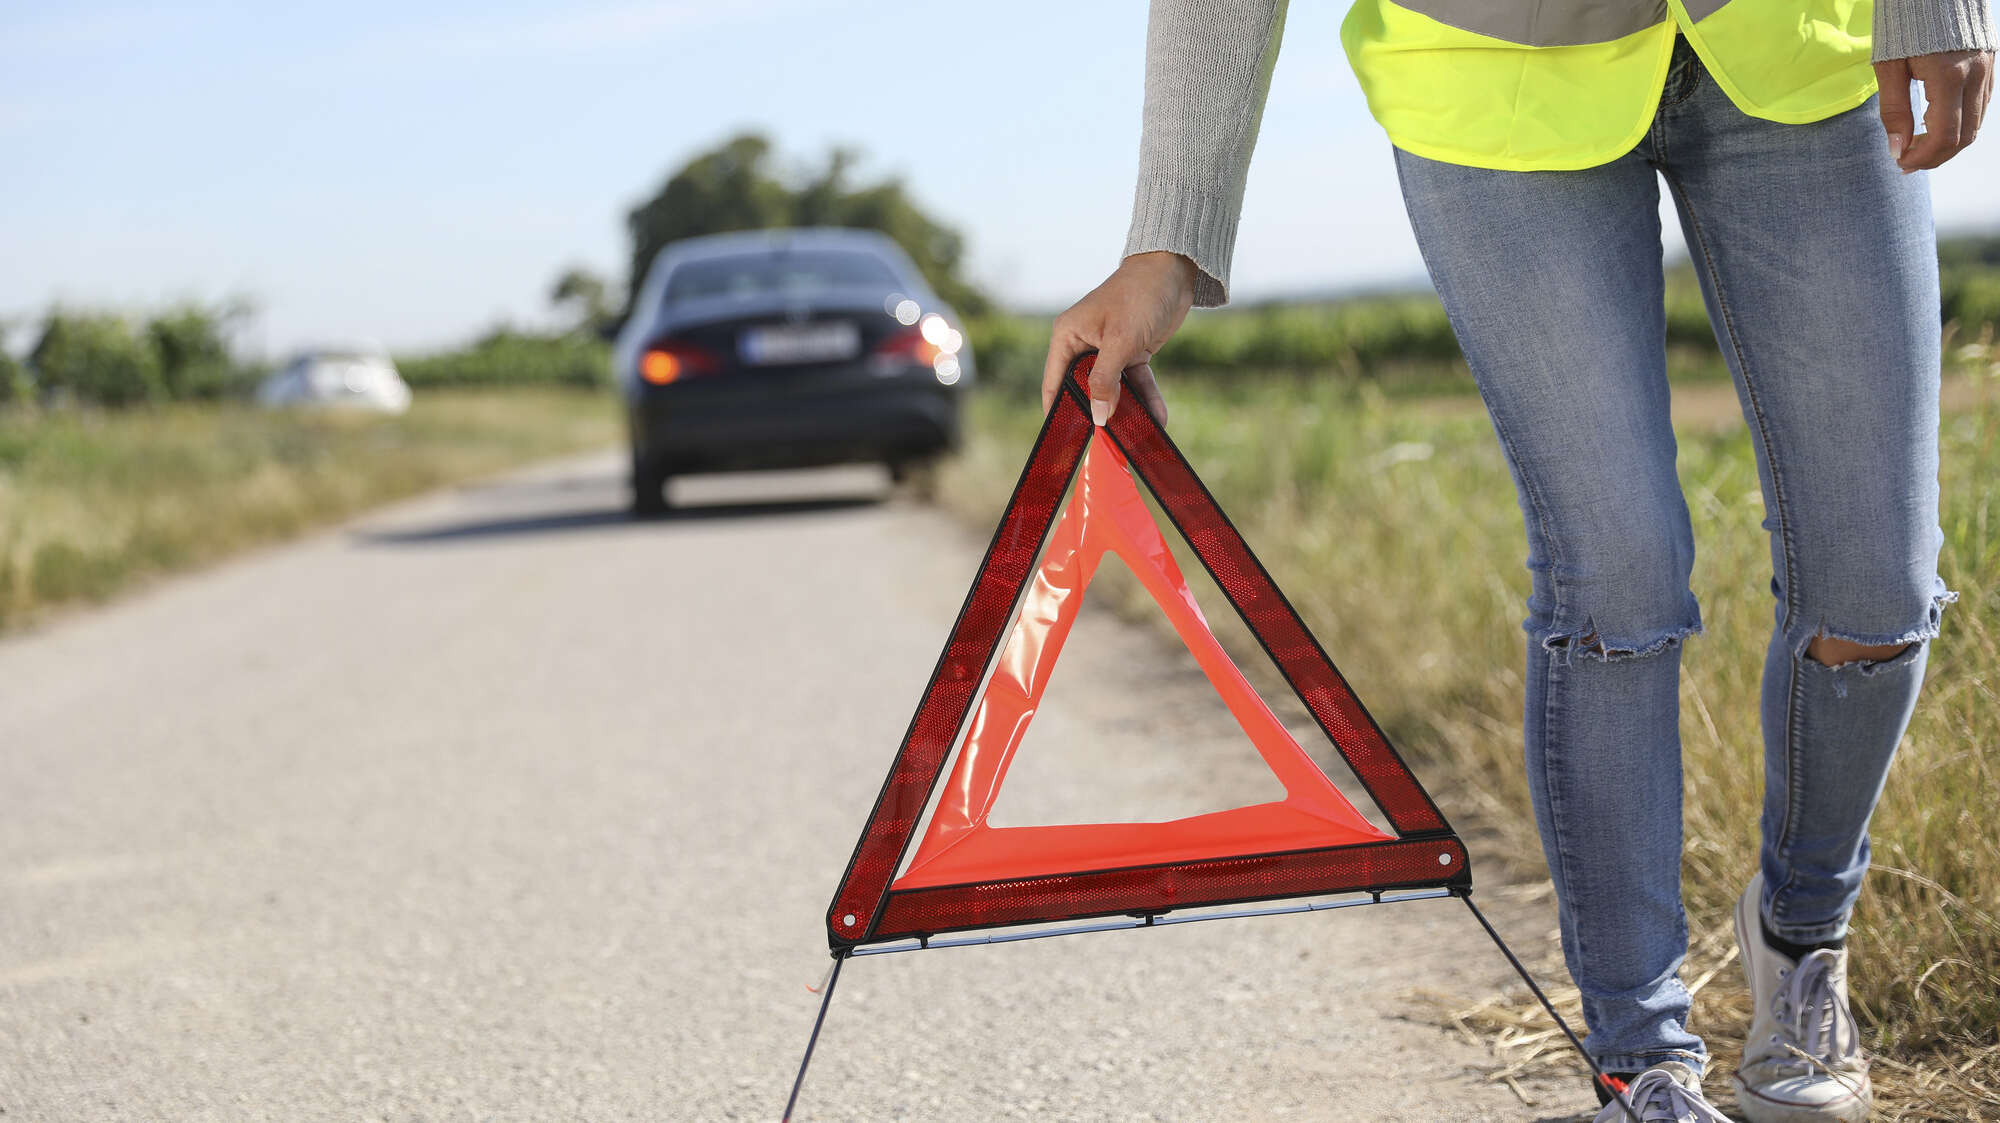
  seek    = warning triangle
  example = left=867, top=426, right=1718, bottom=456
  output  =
left=897, top=433, right=1391, bottom=888
left=827, top=354, right=1464, bottom=949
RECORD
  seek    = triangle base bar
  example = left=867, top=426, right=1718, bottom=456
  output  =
left=852, top=887, right=1458, bottom=955
left=874, top=835, right=1467, bottom=943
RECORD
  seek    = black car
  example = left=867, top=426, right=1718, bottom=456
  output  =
left=614, top=228, right=975, bottom=513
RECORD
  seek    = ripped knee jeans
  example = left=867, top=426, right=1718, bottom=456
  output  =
left=1394, top=46, right=1950, bottom=1077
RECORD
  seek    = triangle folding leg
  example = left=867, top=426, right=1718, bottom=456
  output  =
left=826, top=354, right=1465, bottom=950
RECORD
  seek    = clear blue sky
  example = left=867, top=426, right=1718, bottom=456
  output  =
left=5, top=2, right=1997, bottom=356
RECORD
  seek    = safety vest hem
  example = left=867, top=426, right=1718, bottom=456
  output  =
left=1669, top=1, right=1880, bottom=125
left=1344, top=3, right=1676, bottom=173
left=1382, top=131, right=1654, bottom=173
left=1698, top=81, right=1878, bottom=125
left=1676, top=41, right=1880, bottom=124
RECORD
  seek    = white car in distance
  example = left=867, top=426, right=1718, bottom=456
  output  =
left=258, top=342, right=412, bottom=414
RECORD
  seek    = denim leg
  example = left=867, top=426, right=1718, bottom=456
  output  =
left=1758, top=632, right=1928, bottom=942
left=1526, top=639, right=1701, bottom=1073
left=1395, top=145, right=1707, bottom=1075
left=1653, top=80, right=1950, bottom=943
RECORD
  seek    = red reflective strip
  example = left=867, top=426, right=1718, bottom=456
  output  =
left=1087, top=357, right=1448, bottom=836
left=875, top=837, right=1468, bottom=941
left=826, top=389, right=1095, bottom=943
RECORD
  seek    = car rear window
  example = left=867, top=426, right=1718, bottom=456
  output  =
left=665, top=250, right=903, bottom=302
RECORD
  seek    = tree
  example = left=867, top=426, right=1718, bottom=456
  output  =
left=31, top=313, right=164, bottom=407
left=624, top=132, right=990, bottom=320
left=22, top=301, right=253, bottom=407
left=792, top=148, right=989, bottom=316
left=0, top=324, right=28, bottom=406
left=550, top=267, right=617, bottom=336
left=148, top=300, right=248, bottom=399
left=625, top=134, right=793, bottom=313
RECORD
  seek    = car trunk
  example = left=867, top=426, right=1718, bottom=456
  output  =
left=648, top=289, right=920, bottom=388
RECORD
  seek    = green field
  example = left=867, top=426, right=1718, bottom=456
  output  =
left=941, top=345, right=2000, bottom=1119
left=0, top=390, right=618, bottom=632
left=964, top=235, right=2000, bottom=403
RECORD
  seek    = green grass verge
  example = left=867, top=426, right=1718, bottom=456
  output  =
left=941, top=361, right=2000, bottom=1114
left=0, top=389, right=618, bottom=631
left=396, top=331, right=611, bottom=391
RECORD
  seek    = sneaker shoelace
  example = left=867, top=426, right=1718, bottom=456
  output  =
left=1759, top=948, right=1866, bottom=1080
left=1618, top=1068, right=1732, bottom=1123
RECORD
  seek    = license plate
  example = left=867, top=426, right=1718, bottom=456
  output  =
left=739, top=321, right=861, bottom=366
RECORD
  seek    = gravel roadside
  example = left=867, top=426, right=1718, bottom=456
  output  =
left=0, top=454, right=1593, bottom=1122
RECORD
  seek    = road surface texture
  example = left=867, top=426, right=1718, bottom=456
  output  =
left=1, top=454, right=1597, bottom=1122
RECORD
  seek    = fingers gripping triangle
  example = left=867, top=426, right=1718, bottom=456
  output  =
left=897, top=433, right=1391, bottom=889
left=826, top=354, right=1464, bottom=949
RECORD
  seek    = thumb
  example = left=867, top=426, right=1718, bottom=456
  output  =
left=1876, top=59, right=1916, bottom=165
left=1086, top=343, right=1133, bottom=427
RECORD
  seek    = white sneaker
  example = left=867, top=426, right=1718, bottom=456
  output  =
left=1731, top=873, right=1873, bottom=1122
left=1592, top=1062, right=1731, bottom=1123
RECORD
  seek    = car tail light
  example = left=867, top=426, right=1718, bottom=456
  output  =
left=873, top=326, right=942, bottom=367
left=639, top=339, right=722, bottom=385
left=877, top=321, right=966, bottom=385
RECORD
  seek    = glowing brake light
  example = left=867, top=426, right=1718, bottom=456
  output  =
left=640, top=351, right=681, bottom=384
left=873, top=327, right=942, bottom=366
left=874, top=318, right=966, bottom=385
left=639, top=339, right=721, bottom=385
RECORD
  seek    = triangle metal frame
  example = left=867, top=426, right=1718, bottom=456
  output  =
left=825, top=353, right=1467, bottom=951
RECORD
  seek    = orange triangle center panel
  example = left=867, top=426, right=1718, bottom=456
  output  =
left=895, top=434, right=1391, bottom=891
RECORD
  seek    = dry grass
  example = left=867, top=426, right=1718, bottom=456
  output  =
left=0, top=389, right=617, bottom=632
left=1419, top=913, right=2000, bottom=1120
left=939, top=347, right=2000, bottom=1119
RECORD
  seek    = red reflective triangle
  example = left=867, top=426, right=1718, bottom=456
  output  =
left=827, top=355, right=1463, bottom=949
left=896, top=432, right=1391, bottom=889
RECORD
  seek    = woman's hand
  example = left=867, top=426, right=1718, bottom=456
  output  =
left=1875, top=49, right=1994, bottom=171
left=1041, top=251, right=1199, bottom=427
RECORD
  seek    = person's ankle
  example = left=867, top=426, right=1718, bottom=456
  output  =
left=1760, top=917, right=1844, bottom=962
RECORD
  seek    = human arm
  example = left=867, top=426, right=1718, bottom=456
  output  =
left=1873, top=0, right=1996, bottom=169
left=1042, top=0, right=1289, bottom=424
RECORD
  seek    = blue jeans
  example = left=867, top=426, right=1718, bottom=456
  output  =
left=1394, top=40, right=1950, bottom=1074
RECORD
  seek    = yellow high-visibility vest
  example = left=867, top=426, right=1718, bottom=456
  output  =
left=1341, top=0, right=1877, bottom=171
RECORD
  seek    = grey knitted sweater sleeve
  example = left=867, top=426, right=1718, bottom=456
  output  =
left=1877, top=0, right=1996, bottom=60
left=1124, top=0, right=1994, bottom=309
left=1122, top=0, right=1288, bottom=308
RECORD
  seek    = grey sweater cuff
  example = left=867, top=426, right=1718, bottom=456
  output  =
left=1875, top=0, right=1996, bottom=60
left=1122, top=0, right=1288, bottom=308
left=1124, top=181, right=1236, bottom=308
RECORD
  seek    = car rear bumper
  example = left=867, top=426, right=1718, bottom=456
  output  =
left=630, top=376, right=960, bottom=474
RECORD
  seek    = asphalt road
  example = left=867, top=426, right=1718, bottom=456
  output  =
left=0, top=454, right=1595, bottom=1122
